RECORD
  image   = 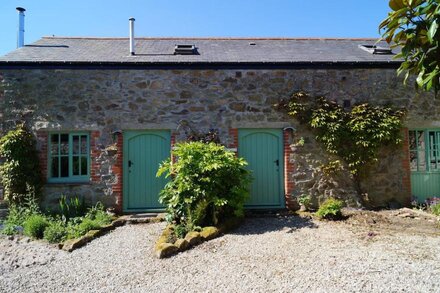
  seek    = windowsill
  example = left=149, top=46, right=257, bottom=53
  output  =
left=46, top=181, right=91, bottom=186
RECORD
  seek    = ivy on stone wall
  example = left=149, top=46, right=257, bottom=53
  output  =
left=0, top=124, right=42, bottom=204
left=280, top=92, right=405, bottom=178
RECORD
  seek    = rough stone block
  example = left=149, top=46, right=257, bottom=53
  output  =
left=62, top=236, right=90, bottom=252
left=184, top=231, right=202, bottom=246
left=111, top=218, right=126, bottom=227
left=155, top=243, right=178, bottom=258
left=200, top=226, right=219, bottom=241
left=174, top=238, right=189, bottom=251
left=86, top=229, right=102, bottom=238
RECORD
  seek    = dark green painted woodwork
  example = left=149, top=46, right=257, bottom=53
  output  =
left=123, top=130, right=170, bottom=211
left=410, top=129, right=440, bottom=202
left=238, top=129, right=284, bottom=208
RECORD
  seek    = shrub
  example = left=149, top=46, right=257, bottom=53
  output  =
left=58, top=195, right=86, bottom=220
left=84, top=202, right=112, bottom=225
left=43, top=220, right=67, bottom=243
left=431, top=203, right=440, bottom=216
left=157, top=142, right=251, bottom=232
left=23, top=214, right=49, bottom=239
left=1, top=194, right=41, bottom=235
left=298, top=194, right=311, bottom=210
left=0, top=124, right=42, bottom=204
left=316, top=198, right=344, bottom=220
left=174, top=224, right=188, bottom=239
left=76, top=218, right=101, bottom=235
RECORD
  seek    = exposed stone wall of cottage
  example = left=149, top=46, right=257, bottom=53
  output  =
left=0, top=68, right=436, bottom=210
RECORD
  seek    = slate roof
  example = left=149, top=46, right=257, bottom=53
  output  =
left=0, top=37, right=401, bottom=67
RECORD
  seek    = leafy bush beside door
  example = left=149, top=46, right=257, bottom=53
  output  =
left=157, top=142, right=251, bottom=234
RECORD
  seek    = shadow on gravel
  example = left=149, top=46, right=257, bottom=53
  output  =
left=232, top=216, right=318, bottom=235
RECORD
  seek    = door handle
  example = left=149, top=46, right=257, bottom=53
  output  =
left=274, top=159, right=279, bottom=166
left=128, top=160, right=134, bottom=168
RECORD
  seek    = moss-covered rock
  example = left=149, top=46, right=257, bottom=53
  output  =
left=200, top=226, right=219, bottom=240
left=155, top=243, right=178, bottom=258
left=85, top=229, right=101, bottom=238
left=184, top=231, right=202, bottom=246
left=174, top=238, right=189, bottom=251
left=62, top=237, right=90, bottom=252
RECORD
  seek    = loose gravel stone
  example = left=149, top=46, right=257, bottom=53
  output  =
left=0, top=217, right=439, bottom=292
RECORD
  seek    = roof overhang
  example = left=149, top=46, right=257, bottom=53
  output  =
left=0, top=60, right=401, bottom=70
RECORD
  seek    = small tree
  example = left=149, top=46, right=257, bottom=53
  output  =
left=380, top=0, right=440, bottom=92
left=0, top=124, right=42, bottom=204
left=157, top=142, right=251, bottom=232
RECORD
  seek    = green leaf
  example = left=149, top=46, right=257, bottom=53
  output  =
left=416, top=70, right=425, bottom=87
left=389, top=0, right=406, bottom=11
left=428, top=20, right=438, bottom=42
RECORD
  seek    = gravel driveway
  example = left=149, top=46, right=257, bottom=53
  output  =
left=0, top=216, right=439, bottom=292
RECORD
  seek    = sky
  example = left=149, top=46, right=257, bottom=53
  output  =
left=0, top=0, right=391, bottom=56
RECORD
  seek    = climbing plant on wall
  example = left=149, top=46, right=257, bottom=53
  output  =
left=281, top=92, right=405, bottom=194
left=0, top=124, right=42, bottom=204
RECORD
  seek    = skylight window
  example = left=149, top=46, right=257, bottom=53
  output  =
left=359, top=44, right=393, bottom=55
left=174, top=44, right=198, bottom=55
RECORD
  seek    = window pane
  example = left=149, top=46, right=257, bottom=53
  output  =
left=417, top=131, right=425, bottom=150
left=60, top=134, right=69, bottom=155
left=81, top=156, right=88, bottom=175
left=418, top=149, right=427, bottom=171
left=51, top=157, right=59, bottom=177
left=410, top=151, right=418, bottom=171
left=72, top=156, right=80, bottom=175
left=72, top=136, right=80, bottom=155
left=50, top=134, right=59, bottom=155
left=409, top=131, right=416, bottom=150
left=60, top=157, right=69, bottom=177
left=81, top=135, right=88, bottom=154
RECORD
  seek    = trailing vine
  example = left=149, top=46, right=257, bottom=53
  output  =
left=280, top=92, right=405, bottom=197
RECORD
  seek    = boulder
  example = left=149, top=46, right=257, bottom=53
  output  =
left=200, top=226, right=219, bottom=241
left=155, top=243, right=178, bottom=258
left=184, top=231, right=202, bottom=246
left=174, top=238, right=189, bottom=251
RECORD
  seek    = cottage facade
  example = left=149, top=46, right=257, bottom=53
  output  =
left=0, top=37, right=436, bottom=213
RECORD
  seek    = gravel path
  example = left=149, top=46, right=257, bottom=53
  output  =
left=0, top=216, right=439, bottom=292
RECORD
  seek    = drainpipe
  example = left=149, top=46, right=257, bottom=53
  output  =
left=129, top=17, right=135, bottom=55
left=16, top=7, right=26, bottom=48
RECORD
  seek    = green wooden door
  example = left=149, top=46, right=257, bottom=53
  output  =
left=410, top=129, right=440, bottom=202
left=238, top=129, right=284, bottom=208
left=123, top=130, right=170, bottom=212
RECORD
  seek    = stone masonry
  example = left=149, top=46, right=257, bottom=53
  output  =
left=0, top=68, right=436, bottom=211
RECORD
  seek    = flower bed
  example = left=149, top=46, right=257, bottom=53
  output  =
left=1, top=195, right=117, bottom=250
left=154, top=217, right=243, bottom=258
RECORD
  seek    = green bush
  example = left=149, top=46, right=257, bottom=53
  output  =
left=23, top=214, right=49, bottom=239
left=1, top=194, right=41, bottom=235
left=157, top=142, right=251, bottom=232
left=58, top=195, right=86, bottom=220
left=174, top=224, right=188, bottom=239
left=431, top=203, right=440, bottom=216
left=76, top=218, right=101, bottom=235
left=0, top=124, right=42, bottom=204
left=84, top=202, right=111, bottom=225
left=43, top=220, right=67, bottom=243
left=316, top=198, right=344, bottom=220
left=298, top=194, right=311, bottom=209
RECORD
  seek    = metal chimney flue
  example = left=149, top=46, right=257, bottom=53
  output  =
left=16, top=7, right=26, bottom=48
left=129, top=17, right=135, bottom=55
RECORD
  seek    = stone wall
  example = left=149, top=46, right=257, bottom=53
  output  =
left=0, top=68, right=436, bottom=210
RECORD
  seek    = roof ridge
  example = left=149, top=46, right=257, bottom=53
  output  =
left=41, top=36, right=381, bottom=41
